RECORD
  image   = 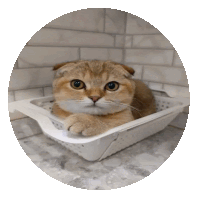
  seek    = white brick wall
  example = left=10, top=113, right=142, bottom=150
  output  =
left=163, top=84, right=190, bottom=98
left=143, top=65, right=188, bottom=86
left=148, top=82, right=163, bottom=91
left=125, top=36, right=132, bottom=48
left=80, top=48, right=123, bottom=62
left=115, top=35, right=124, bottom=47
left=28, top=28, right=115, bottom=47
left=44, top=87, right=53, bottom=96
left=126, top=14, right=160, bottom=34
left=128, top=65, right=143, bottom=79
left=45, top=8, right=105, bottom=32
left=9, top=68, right=54, bottom=90
left=132, top=35, right=174, bottom=49
left=18, top=47, right=79, bottom=68
left=8, top=8, right=189, bottom=121
left=173, top=51, right=184, bottom=67
left=15, top=88, right=44, bottom=101
left=125, top=49, right=174, bottom=65
left=14, top=60, right=18, bottom=69
left=8, top=91, right=15, bottom=103
left=105, top=9, right=126, bottom=34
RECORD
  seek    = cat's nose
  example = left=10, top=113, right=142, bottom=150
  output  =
left=89, top=96, right=101, bottom=103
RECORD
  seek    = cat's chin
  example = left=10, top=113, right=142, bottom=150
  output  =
left=57, top=102, right=125, bottom=115
left=80, top=106, right=108, bottom=115
left=84, top=105, right=127, bottom=115
left=63, top=106, right=115, bottom=115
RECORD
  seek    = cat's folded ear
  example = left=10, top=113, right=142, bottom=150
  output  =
left=121, top=64, right=135, bottom=76
left=53, top=62, right=69, bottom=78
left=110, top=61, right=135, bottom=76
left=53, top=61, right=78, bottom=78
left=53, top=62, right=68, bottom=71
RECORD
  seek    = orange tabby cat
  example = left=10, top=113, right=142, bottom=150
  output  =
left=52, top=60, right=156, bottom=136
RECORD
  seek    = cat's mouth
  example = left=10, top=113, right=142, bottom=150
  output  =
left=85, top=104, right=103, bottom=108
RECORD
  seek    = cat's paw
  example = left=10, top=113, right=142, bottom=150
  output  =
left=64, top=113, right=103, bottom=136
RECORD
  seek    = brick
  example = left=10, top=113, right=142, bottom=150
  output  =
left=143, top=66, right=188, bottom=86
left=80, top=48, right=123, bottom=63
left=132, top=35, right=173, bottom=49
left=28, top=28, right=114, bottom=47
left=8, top=91, right=15, bottom=103
left=126, top=14, right=160, bottom=34
left=9, top=68, right=54, bottom=90
left=15, top=88, right=44, bottom=101
left=18, top=46, right=79, bottom=68
left=115, top=35, right=124, bottom=47
left=148, top=82, right=163, bottom=91
left=128, top=65, right=143, bottom=79
left=45, top=8, right=104, bottom=32
left=44, top=87, right=53, bottom=96
left=163, top=84, right=190, bottom=98
left=125, top=49, right=174, bottom=65
left=105, top=9, right=126, bottom=34
left=173, top=51, right=183, bottom=67
left=125, top=36, right=132, bottom=48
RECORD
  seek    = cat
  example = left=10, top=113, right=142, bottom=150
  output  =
left=52, top=60, right=156, bottom=136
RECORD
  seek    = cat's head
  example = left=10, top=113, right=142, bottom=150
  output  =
left=52, top=60, right=135, bottom=115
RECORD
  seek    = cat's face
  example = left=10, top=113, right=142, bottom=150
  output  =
left=53, top=60, right=135, bottom=115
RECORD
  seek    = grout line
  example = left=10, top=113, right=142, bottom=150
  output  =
left=162, top=82, right=188, bottom=89
left=148, top=81, right=163, bottom=86
left=141, top=80, right=189, bottom=88
left=11, top=66, right=53, bottom=70
left=8, top=85, right=52, bottom=92
left=25, top=44, right=175, bottom=51
left=122, top=12, right=128, bottom=64
left=122, top=48, right=126, bottom=64
left=13, top=90, right=16, bottom=101
left=124, top=12, right=128, bottom=34
left=42, top=87, right=45, bottom=96
left=42, top=26, right=163, bottom=36
left=12, top=61, right=185, bottom=70
left=171, top=49, right=176, bottom=66
left=18, top=133, right=43, bottom=141
left=124, top=62, right=185, bottom=68
left=78, top=48, right=81, bottom=59
left=43, top=26, right=112, bottom=35
left=26, top=44, right=119, bottom=49
left=141, top=65, right=145, bottom=80
left=124, top=47, right=174, bottom=50
left=131, top=35, right=133, bottom=48
left=103, top=8, right=106, bottom=32
left=12, top=61, right=184, bottom=70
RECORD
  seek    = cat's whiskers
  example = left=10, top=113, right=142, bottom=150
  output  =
left=55, top=99, right=141, bottom=116
left=103, top=100, right=142, bottom=115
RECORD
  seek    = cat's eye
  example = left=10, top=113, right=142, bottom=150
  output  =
left=105, top=81, right=119, bottom=91
left=71, top=80, right=85, bottom=90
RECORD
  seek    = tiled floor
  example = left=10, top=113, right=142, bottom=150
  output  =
left=11, top=113, right=188, bottom=189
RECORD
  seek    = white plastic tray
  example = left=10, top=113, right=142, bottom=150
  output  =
left=8, top=92, right=189, bottom=161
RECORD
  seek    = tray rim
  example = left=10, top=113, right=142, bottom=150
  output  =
left=8, top=95, right=189, bottom=144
